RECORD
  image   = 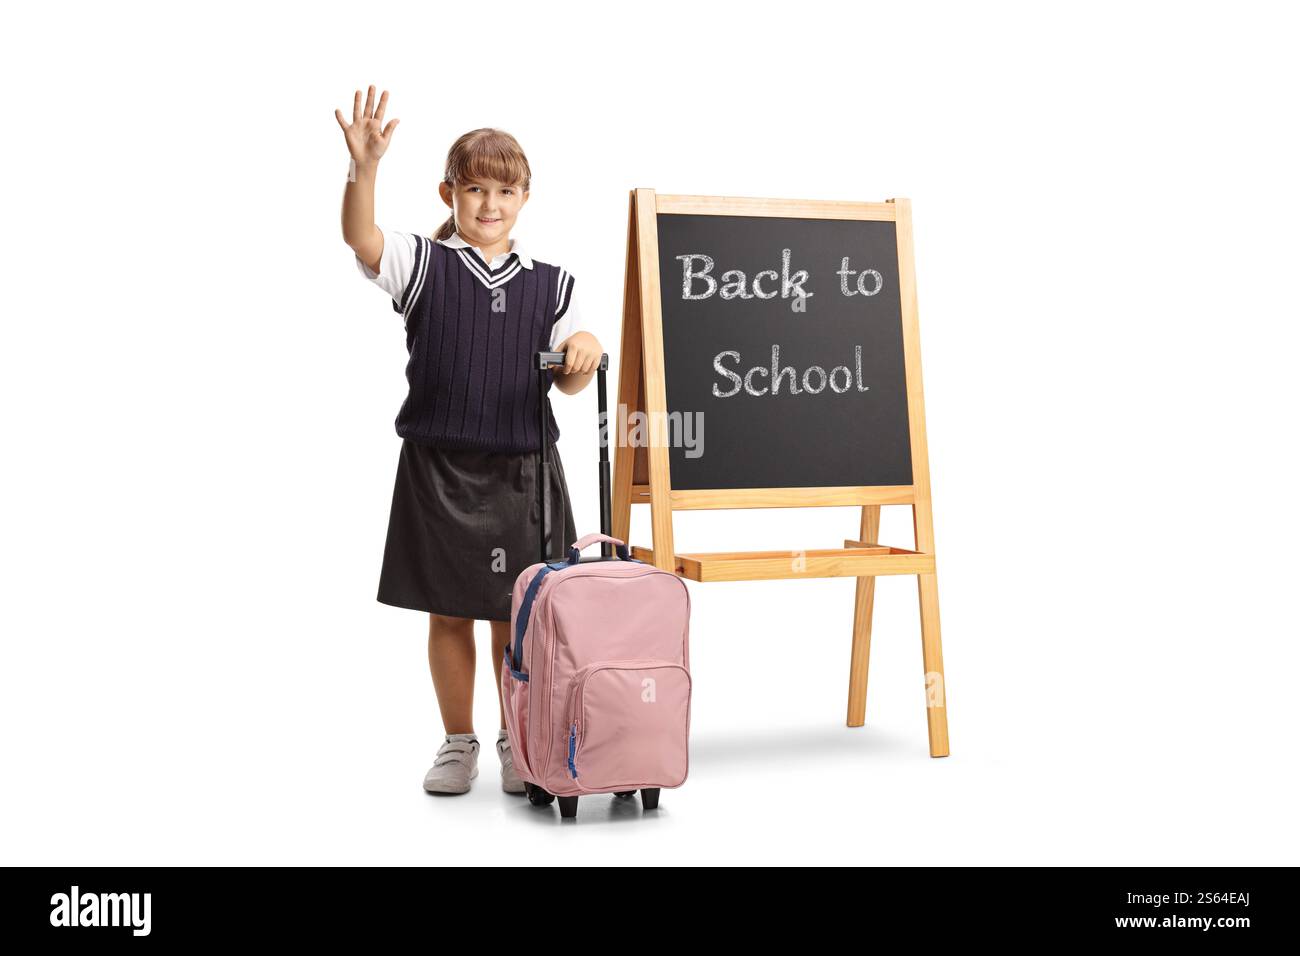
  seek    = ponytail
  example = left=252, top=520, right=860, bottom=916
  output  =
left=433, top=209, right=457, bottom=242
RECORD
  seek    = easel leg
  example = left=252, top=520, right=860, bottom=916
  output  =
left=917, top=571, right=949, bottom=757
left=846, top=505, right=880, bottom=727
left=611, top=189, right=641, bottom=546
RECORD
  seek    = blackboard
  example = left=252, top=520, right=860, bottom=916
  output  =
left=655, top=213, right=913, bottom=491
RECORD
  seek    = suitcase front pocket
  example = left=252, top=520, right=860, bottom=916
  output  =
left=566, top=660, right=691, bottom=791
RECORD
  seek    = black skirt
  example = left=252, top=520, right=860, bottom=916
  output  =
left=376, top=439, right=578, bottom=622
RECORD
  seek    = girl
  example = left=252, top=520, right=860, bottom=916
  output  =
left=336, top=86, right=603, bottom=796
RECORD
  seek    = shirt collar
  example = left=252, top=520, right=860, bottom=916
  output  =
left=437, top=231, right=533, bottom=270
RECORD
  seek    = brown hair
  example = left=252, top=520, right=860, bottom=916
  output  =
left=434, top=128, right=532, bottom=241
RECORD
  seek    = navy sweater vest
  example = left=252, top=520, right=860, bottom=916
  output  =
left=389, top=237, right=575, bottom=453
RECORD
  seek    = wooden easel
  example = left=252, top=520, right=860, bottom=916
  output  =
left=610, top=189, right=949, bottom=757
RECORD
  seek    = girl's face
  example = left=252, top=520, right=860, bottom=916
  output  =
left=439, top=176, right=529, bottom=248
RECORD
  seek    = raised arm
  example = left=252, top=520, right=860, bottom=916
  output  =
left=336, top=85, right=399, bottom=273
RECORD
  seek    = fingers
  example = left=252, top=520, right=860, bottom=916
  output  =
left=552, top=335, right=600, bottom=376
left=346, top=85, right=391, bottom=131
left=334, top=108, right=349, bottom=132
left=558, top=347, right=599, bottom=376
left=382, top=118, right=399, bottom=142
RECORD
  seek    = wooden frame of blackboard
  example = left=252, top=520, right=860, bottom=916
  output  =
left=610, top=189, right=948, bottom=757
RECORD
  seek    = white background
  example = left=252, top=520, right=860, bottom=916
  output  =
left=2, top=1, right=1297, bottom=865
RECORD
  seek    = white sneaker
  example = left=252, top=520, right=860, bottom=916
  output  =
left=497, top=730, right=525, bottom=794
left=423, top=734, right=480, bottom=794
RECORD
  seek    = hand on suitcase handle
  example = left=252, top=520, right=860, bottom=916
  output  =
left=568, top=533, right=631, bottom=563
left=537, top=351, right=610, bottom=372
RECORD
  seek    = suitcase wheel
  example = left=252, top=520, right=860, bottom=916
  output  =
left=640, top=788, right=660, bottom=810
left=557, top=796, right=579, bottom=819
left=524, top=782, right=554, bottom=807
left=614, top=791, right=636, bottom=799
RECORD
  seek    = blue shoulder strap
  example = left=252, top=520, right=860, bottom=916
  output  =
left=511, top=561, right=568, bottom=674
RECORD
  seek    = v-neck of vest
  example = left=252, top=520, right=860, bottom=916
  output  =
left=442, top=241, right=525, bottom=292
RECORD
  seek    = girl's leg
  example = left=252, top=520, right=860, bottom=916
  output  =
left=489, top=620, right=511, bottom=731
left=428, top=613, right=475, bottom=735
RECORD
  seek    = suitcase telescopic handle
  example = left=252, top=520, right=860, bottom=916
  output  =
left=535, top=350, right=611, bottom=564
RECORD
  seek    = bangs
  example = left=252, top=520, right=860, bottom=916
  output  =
left=448, top=132, right=530, bottom=190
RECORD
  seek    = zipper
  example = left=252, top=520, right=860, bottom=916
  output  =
left=567, top=723, right=578, bottom=778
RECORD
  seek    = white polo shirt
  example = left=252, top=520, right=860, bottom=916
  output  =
left=356, top=229, right=586, bottom=351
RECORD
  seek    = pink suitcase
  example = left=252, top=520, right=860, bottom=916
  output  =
left=501, top=351, right=692, bottom=819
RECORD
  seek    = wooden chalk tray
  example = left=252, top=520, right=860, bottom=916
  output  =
left=629, top=540, right=934, bottom=583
